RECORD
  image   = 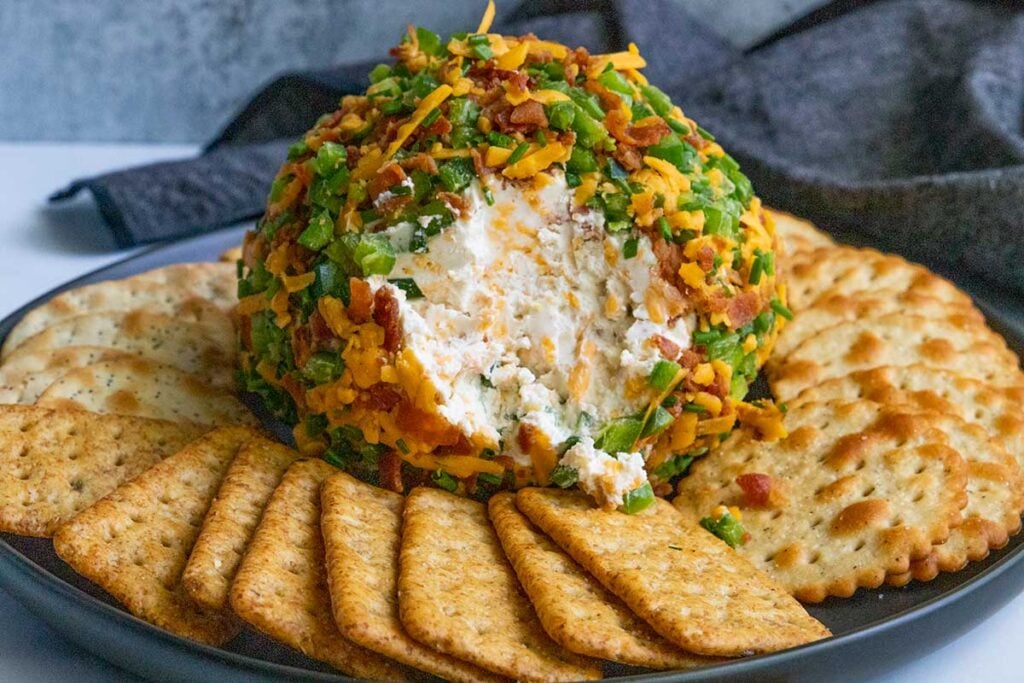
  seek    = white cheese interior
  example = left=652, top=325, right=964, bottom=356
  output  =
left=371, top=172, right=694, bottom=467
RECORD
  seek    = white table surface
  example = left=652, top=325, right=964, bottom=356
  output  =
left=0, top=142, right=1021, bottom=682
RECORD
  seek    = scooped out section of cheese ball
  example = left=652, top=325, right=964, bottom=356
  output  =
left=237, top=17, right=788, bottom=511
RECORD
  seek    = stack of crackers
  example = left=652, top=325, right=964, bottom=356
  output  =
left=676, top=212, right=1024, bottom=601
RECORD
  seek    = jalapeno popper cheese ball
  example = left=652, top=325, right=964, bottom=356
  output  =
left=237, top=13, right=788, bottom=511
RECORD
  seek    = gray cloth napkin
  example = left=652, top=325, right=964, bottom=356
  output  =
left=51, top=0, right=1024, bottom=295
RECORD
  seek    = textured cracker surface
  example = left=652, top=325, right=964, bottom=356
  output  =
left=229, top=459, right=408, bottom=680
left=399, top=487, right=601, bottom=682
left=128, top=262, right=237, bottom=310
left=769, top=210, right=834, bottom=255
left=0, top=405, right=204, bottom=536
left=488, top=493, right=713, bottom=669
left=791, top=365, right=1024, bottom=474
left=2, top=278, right=233, bottom=358
left=516, top=488, right=830, bottom=657
left=321, top=473, right=500, bottom=683
left=769, top=312, right=1021, bottom=401
left=770, top=290, right=983, bottom=367
left=6, top=311, right=236, bottom=388
left=784, top=246, right=972, bottom=311
left=674, top=400, right=968, bottom=602
left=52, top=427, right=251, bottom=644
left=0, top=346, right=133, bottom=404
left=183, top=435, right=302, bottom=610
left=35, top=357, right=257, bottom=427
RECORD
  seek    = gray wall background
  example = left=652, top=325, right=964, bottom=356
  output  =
left=0, top=0, right=827, bottom=143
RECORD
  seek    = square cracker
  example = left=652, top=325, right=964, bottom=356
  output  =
left=321, top=472, right=501, bottom=682
left=0, top=405, right=205, bottom=537
left=399, top=487, right=601, bottom=682
left=229, top=459, right=409, bottom=680
left=488, top=492, right=716, bottom=669
left=674, top=400, right=968, bottom=602
left=516, top=488, right=831, bottom=658
left=183, top=435, right=304, bottom=610
left=52, top=427, right=253, bottom=645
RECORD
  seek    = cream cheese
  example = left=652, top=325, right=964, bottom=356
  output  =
left=370, top=171, right=694, bottom=464
left=559, top=437, right=647, bottom=509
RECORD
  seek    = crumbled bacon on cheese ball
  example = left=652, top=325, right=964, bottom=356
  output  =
left=236, top=6, right=788, bottom=511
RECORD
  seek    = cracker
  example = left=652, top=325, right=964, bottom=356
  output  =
left=674, top=400, right=968, bottom=602
left=768, top=209, right=834, bottom=255
left=2, top=279, right=233, bottom=359
left=488, top=492, right=712, bottom=669
left=130, top=262, right=237, bottom=310
left=790, top=365, right=1024, bottom=471
left=52, top=427, right=251, bottom=645
left=517, top=488, right=830, bottom=656
left=785, top=246, right=972, bottom=312
left=0, top=346, right=133, bottom=404
left=321, top=473, right=499, bottom=682
left=229, top=459, right=408, bottom=679
left=769, top=312, right=1021, bottom=401
left=399, top=487, right=601, bottom=681
left=6, top=311, right=236, bottom=389
left=769, top=290, right=983, bottom=369
left=35, top=357, right=257, bottom=427
left=0, top=405, right=204, bottom=536
left=182, top=435, right=303, bottom=610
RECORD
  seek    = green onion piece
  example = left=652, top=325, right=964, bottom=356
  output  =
left=432, top=469, right=459, bottom=492
left=298, top=209, right=335, bottom=250
left=569, top=88, right=605, bottom=119
left=368, top=63, right=391, bottom=83
left=415, top=27, right=446, bottom=56
left=507, top=141, right=531, bottom=165
left=313, top=141, right=347, bottom=177
left=649, top=359, right=681, bottom=390
left=597, top=70, right=634, bottom=99
left=388, top=278, right=424, bottom=299
left=549, top=464, right=579, bottom=488
left=566, top=146, right=598, bottom=174
left=421, top=107, right=442, bottom=127
left=699, top=510, right=746, bottom=548
left=287, top=140, right=310, bottom=160
left=447, top=97, right=480, bottom=126
left=268, top=174, right=293, bottom=203
left=570, top=107, right=610, bottom=149
left=595, top=416, right=644, bottom=453
left=640, top=84, right=673, bottom=116
left=653, top=454, right=695, bottom=479
left=353, top=234, right=396, bottom=276
left=771, top=299, right=795, bottom=320
left=312, top=259, right=351, bottom=304
left=478, top=472, right=504, bottom=486
left=667, top=118, right=690, bottom=134
left=622, top=237, right=639, bottom=259
left=467, top=34, right=493, bottom=59
left=482, top=186, right=495, bottom=206
left=486, top=131, right=515, bottom=148
left=647, top=134, right=696, bottom=172
left=640, top=406, right=673, bottom=439
left=657, top=215, right=672, bottom=240
left=536, top=130, right=548, bottom=147
left=395, top=438, right=410, bottom=454
left=730, top=373, right=749, bottom=399
left=621, top=482, right=655, bottom=514
left=305, top=413, right=329, bottom=437
left=303, top=351, right=345, bottom=384
left=696, top=125, right=716, bottom=141
left=380, top=99, right=404, bottom=116
left=546, top=101, right=576, bottom=131
left=683, top=403, right=707, bottom=413
left=438, top=157, right=476, bottom=192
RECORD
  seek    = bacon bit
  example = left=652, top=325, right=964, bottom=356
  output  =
left=469, top=148, right=485, bottom=176
left=727, top=291, right=761, bottom=328
left=437, top=191, right=468, bottom=218
left=613, top=144, right=644, bottom=172
left=696, top=245, right=715, bottom=272
left=372, top=287, right=401, bottom=352
left=649, top=276, right=691, bottom=319
left=652, top=237, right=684, bottom=282
left=292, top=326, right=313, bottom=370
left=279, top=374, right=307, bottom=411
left=434, top=434, right=474, bottom=456
left=359, top=382, right=403, bottom=411
left=736, top=473, right=773, bottom=508
left=398, top=153, right=438, bottom=175
left=308, top=310, right=335, bottom=345
left=516, top=422, right=535, bottom=454
left=685, top=131, right=709, bottom=151
left=348, top=277, right=373, bottom=323
left=654, top=335, right=681, bottom=360
left=423, top=115, right=452, bottom=137
left=379, top=451, right=404, bottom=493
left=467, top=65, right=528, bottom=91
left=345, top=144, right=363, bottom=165
left=629, top=117, right=671, bottom=146
left=678, top=348, right=702, bottom=369
left=509, top=100, right=548, bottom=128
left=368, top=163, right=407, bottom=200
left=242, top=232, right=268, bottom=270
left=238, top=314, right=253, bottom=349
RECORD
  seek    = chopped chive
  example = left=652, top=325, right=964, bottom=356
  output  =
left=657, top=215, right=672, bottom=240
left=478, top=472, right=503, bottom=486
left=622, top=237, right=639, bottom=259
left=507, top=142, right=530, bottom=165
left=700, top=510, right=746, bottom=548
left=550, top=464, right=579, bottom=488
left=622, top=482, right=655, bottom=514
left=482, top=186, right=495, bottom=206
left=432, top=470, right=459, bottom=492
left=771, top=299, right=795, bottom=320
left=395, top=438, right=410, bottom=454
left=649, top=359, right=681, bottom=390
left=388, top=278, right=424, bottom=299
left=683, top=403, right=707, bottom=413
left=653, top=454, right=695, bottom=479
left=421, top=107, right=441, bottom=127
left=667, top=118, right=690, bottom=134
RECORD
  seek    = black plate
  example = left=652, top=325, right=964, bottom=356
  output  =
left=1, top=225, right=1022, bottom=682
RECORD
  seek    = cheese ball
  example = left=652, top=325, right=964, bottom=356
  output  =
left=237, top=22, right=788, bottom=510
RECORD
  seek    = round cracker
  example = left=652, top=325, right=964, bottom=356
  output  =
left=674, top=400, right=968, bottom=602
left=0, top=346, right=133, bottom=404
left=768, top=209, right=834, bottom=256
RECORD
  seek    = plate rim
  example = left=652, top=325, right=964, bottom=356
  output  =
left=0, top=224, right=1022, bottom=682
